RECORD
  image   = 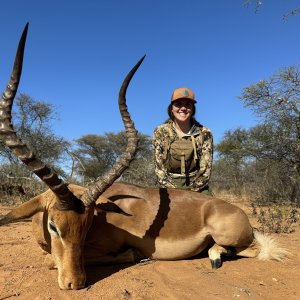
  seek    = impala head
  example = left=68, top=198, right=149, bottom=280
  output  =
left=0, top=23, right=145, bottom=289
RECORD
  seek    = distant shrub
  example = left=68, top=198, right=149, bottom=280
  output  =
left=251, top=202, right=299, bottom=233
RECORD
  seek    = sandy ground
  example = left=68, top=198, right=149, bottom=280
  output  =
left=0, top=204, right=299, bottom=300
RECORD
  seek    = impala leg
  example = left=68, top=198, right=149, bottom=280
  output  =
left=235, top=242, right=259, bottom=258
left=208, top=243, right=229, bottom=269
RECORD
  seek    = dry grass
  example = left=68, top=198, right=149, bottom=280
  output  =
left=214, top=190, right=299, bottom=234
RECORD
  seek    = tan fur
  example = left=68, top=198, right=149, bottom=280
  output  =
left=1, top=182, right=289, bottom=290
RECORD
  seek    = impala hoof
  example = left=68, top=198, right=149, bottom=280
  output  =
left=210, top=258, right=222, bottom=269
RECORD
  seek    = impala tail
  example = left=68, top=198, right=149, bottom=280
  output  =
left=254, top=231, right=291, bottom=261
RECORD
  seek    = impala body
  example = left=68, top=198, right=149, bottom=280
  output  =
left=34, top=182, right=253, bottom=262
left=3, top=181, right=288, bottom=289
left=0, top=24, right=289, bottom=290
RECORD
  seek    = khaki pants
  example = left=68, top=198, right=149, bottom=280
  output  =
left=171, top=176, right=212, bottom=195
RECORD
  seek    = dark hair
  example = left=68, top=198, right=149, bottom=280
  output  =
left=166, top=101, right=196, bottom=121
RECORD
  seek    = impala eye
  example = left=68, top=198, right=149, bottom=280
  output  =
left=49, top=222, right=59, bottom=235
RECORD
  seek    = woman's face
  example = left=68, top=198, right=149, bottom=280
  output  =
left=171, top=99, right=194, bottom=123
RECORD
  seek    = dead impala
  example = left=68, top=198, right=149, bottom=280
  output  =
left=0, top=24, right=289, bottom=290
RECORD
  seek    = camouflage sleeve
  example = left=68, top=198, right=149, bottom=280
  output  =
left=191, top=128, right=213, bottom=191
left=153, top=127, right=176, bottom=188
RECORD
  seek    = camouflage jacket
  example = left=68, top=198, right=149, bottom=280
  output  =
left=153, top=119, right=213, bottom=191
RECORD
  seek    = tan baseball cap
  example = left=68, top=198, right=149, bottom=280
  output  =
left=171, top=87, right=196, bottom=103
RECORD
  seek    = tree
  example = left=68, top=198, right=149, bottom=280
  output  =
left=15, top=94, right=69, bottom=166
left=214, top=128, right=249, bottom=193
left=240, top=65, right=300, bottom=174
left=213, top=124, right=300, bottom=204
left=0, top=94, right=70, bottom=200
left=243, top=0, right=262, bottom=13
left=73, top=132, right=156, bottom=186
left=243, top=0, right=300, bottom=19
left=212, top=67, right=300, bottom=204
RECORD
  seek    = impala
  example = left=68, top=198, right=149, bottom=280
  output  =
left=0, top=24, right=289, bottom=290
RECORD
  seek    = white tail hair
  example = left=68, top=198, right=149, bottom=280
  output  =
left=254, top=231, right=291, bottom=261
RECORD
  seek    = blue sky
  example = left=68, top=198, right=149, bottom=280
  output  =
left=1, top=0, right=300, bottom=144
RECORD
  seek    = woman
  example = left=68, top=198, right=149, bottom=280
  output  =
left=153, top=87, right=213, bottom=193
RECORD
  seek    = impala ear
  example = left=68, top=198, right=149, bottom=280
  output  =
left=0, top=194, right=46, bottom=225
left=95, top=198, right=131, bottom=216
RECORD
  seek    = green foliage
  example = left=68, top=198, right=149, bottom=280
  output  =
left=213, top=126, right=300, bottom=205
left=14, top=94, right=68, bottom=165
left=74, top=134, right=116, bottom=179
left=0, top=94, right=71, bottom=201
left=240, top=66, right=300, bottom=123
left=216, top=128, right=248, bottom=160
left=240, top=65, right=300, bottom=174
left=0, top=93, right=157, bottom=204
left=73, top=132, right=156, bottom=186
left=212, top=65, right=300, bottom=206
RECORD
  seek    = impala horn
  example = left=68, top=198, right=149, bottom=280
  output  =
left=0, top=23, right=77, bottom=210
left=81, top=55, right=145, bottom=206
left=0, top=23, right=145, bottom=209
